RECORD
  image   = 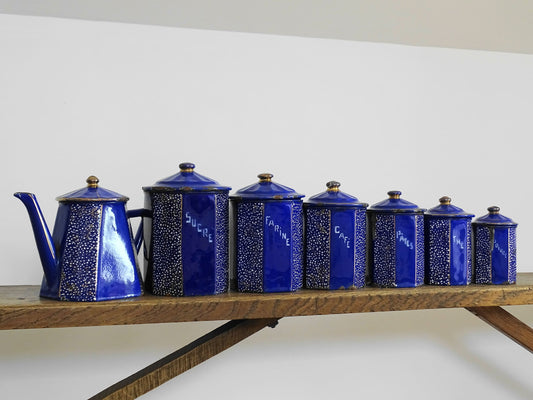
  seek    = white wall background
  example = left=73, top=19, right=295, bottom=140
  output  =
left=1, top=13, right=532, bottom=399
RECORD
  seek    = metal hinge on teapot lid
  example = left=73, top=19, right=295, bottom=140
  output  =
left=473, top=206, right=517, bottom=226
left=56, top=176, right=129, bottom=202
left=305, top=181, right=368, bottom=208
left=144, top=162, right=231, bottom=192
left=367, top=190, right=425, bottom=213
left=425, top=196, right=474, bottom=218
left=231, top=173, right=304, bottom=200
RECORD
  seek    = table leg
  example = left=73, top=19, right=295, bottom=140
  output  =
left=90, top=318, right=280, bottom=400
left=466, top=306, right=533, bottom=353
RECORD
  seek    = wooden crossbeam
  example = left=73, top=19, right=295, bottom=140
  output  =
left=90, top=318, right=279, bottom=400
left=466, top=306, right=533, bottom=353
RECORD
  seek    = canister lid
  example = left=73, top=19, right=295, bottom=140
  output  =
left=144, top=162, right=231, bottom=192
left=368, top=190, right=425, bottom=213
left=473, top=206, right=517, bottom=226
left=425, top=196, right=474, bottom=218
left=57, top=176, right=129, bottom=202
left=305, top=181, right=368, bottom=208
left=231, top=173, right=304, bottom=200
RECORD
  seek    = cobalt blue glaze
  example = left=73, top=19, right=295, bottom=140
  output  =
left=231, top=173, right=304, bottom=293
left=142, top=163, right=231, bottom=296
left=14, top=176, right=143, bottom=301
left=367, top=191, right=425, bottom=288
left=472, top=206, right=517, bottom=285
left=304, top=181, right=368, bottom=290
left=425, top=196, right=474, bottom=286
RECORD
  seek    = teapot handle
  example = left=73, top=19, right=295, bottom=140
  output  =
left=126, top=208, right=149, bottom=253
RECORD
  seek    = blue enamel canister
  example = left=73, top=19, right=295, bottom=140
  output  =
left=424, top=196, right=474, bottom=285
left=367, top=191, right=426, bottom=288
left=304, top=181, right=368, bottom=290
left=15, top=176, right=143, bottom=301
left=142, top=163, right=231, bottom=296
left=231, top=173, right=304, bottom=293
left=473, top=206, right=517, bottom=285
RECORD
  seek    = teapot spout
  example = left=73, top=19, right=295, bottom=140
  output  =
left=14, top=192, right=58, bottom=285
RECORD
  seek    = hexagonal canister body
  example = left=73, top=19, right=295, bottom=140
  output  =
left=231, top=174, right=304, bottom=293
left=304, top=181, right=368, bottom=290
left=142, top=163, right=231, bottom=296
left=368, top=191, right=425, bottom=288
left=473, top=206, right=517, bottom=285
left=425, top=196, right=474, bottom=285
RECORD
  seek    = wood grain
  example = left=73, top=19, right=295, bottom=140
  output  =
left=89, top=318, right=279, bottom=400
left=1, top=273, right=532, bottom=330
left=466, top=306, right=533, bottom=353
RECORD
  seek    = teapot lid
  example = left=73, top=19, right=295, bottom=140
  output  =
left=305, top=181, right=367, bottom=208
left=57, top=176, right=129, bottom=202
left=368, top=190, right=425, bottom=213
left=144, top=162, right=231, bottom=192
left=473, top=206, right=517, bottom=226
left=425, top=196, right=474, bottom=218
left=231, top=173, right=304, bottom=200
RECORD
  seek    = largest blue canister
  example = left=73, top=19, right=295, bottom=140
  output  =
left=231, top=173, right=304, bottom=293
left=367, top=190, right=426, bottom=287
left=142, top=162, right=231, bottom=296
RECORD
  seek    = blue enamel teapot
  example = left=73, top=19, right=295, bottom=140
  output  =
left=14, top=176, right=143, bottom=301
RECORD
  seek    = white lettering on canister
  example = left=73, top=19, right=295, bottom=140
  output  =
left=396, top=230, right=414, bottom=250
left=185, top=212, right=213, bottom=243
left=453, top=235, right=464, bottom=250
left=494, top=242, right=507, bottom=258
left=333, top=225, right=350, bottom=249
left=265, top=215, right=290, bottom=247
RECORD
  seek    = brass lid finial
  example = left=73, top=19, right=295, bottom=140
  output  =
left=439, top=196, right=451, bottom=205
left=488, top=206, right=500, bottom=214
left=179, top=162, right=195, bottom=173
left=258, top=173, right=273, bottom=183
left=86, top=176, right=99, bottom=188
left=388, top=190, right=401, bottom=199
left=326, top=181, right=341, bottom=192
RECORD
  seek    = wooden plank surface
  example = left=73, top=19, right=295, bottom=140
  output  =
left=1, top=273, right=532, bottom=330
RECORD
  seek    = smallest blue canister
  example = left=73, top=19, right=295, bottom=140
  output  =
left=425, top=196, right=474, bottom=285
left=473, top=206, right=517, bottom=285
left=367, top=191, right=426, bottom=288
left=304, top=181, right=368, bottom=290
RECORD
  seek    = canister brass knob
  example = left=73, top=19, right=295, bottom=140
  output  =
left=258, top=173, right=273, bottom=182
left=326, top=181, right=341, bottom=192
left=86, top=176, right=99, bottom=188
left=488, top=206, right=500, bottom=214
left=388, top=190, right=401, bottom=199
left=179, top=162, right=195, bottom=172
left=439, top=196, right=451, bottom=205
